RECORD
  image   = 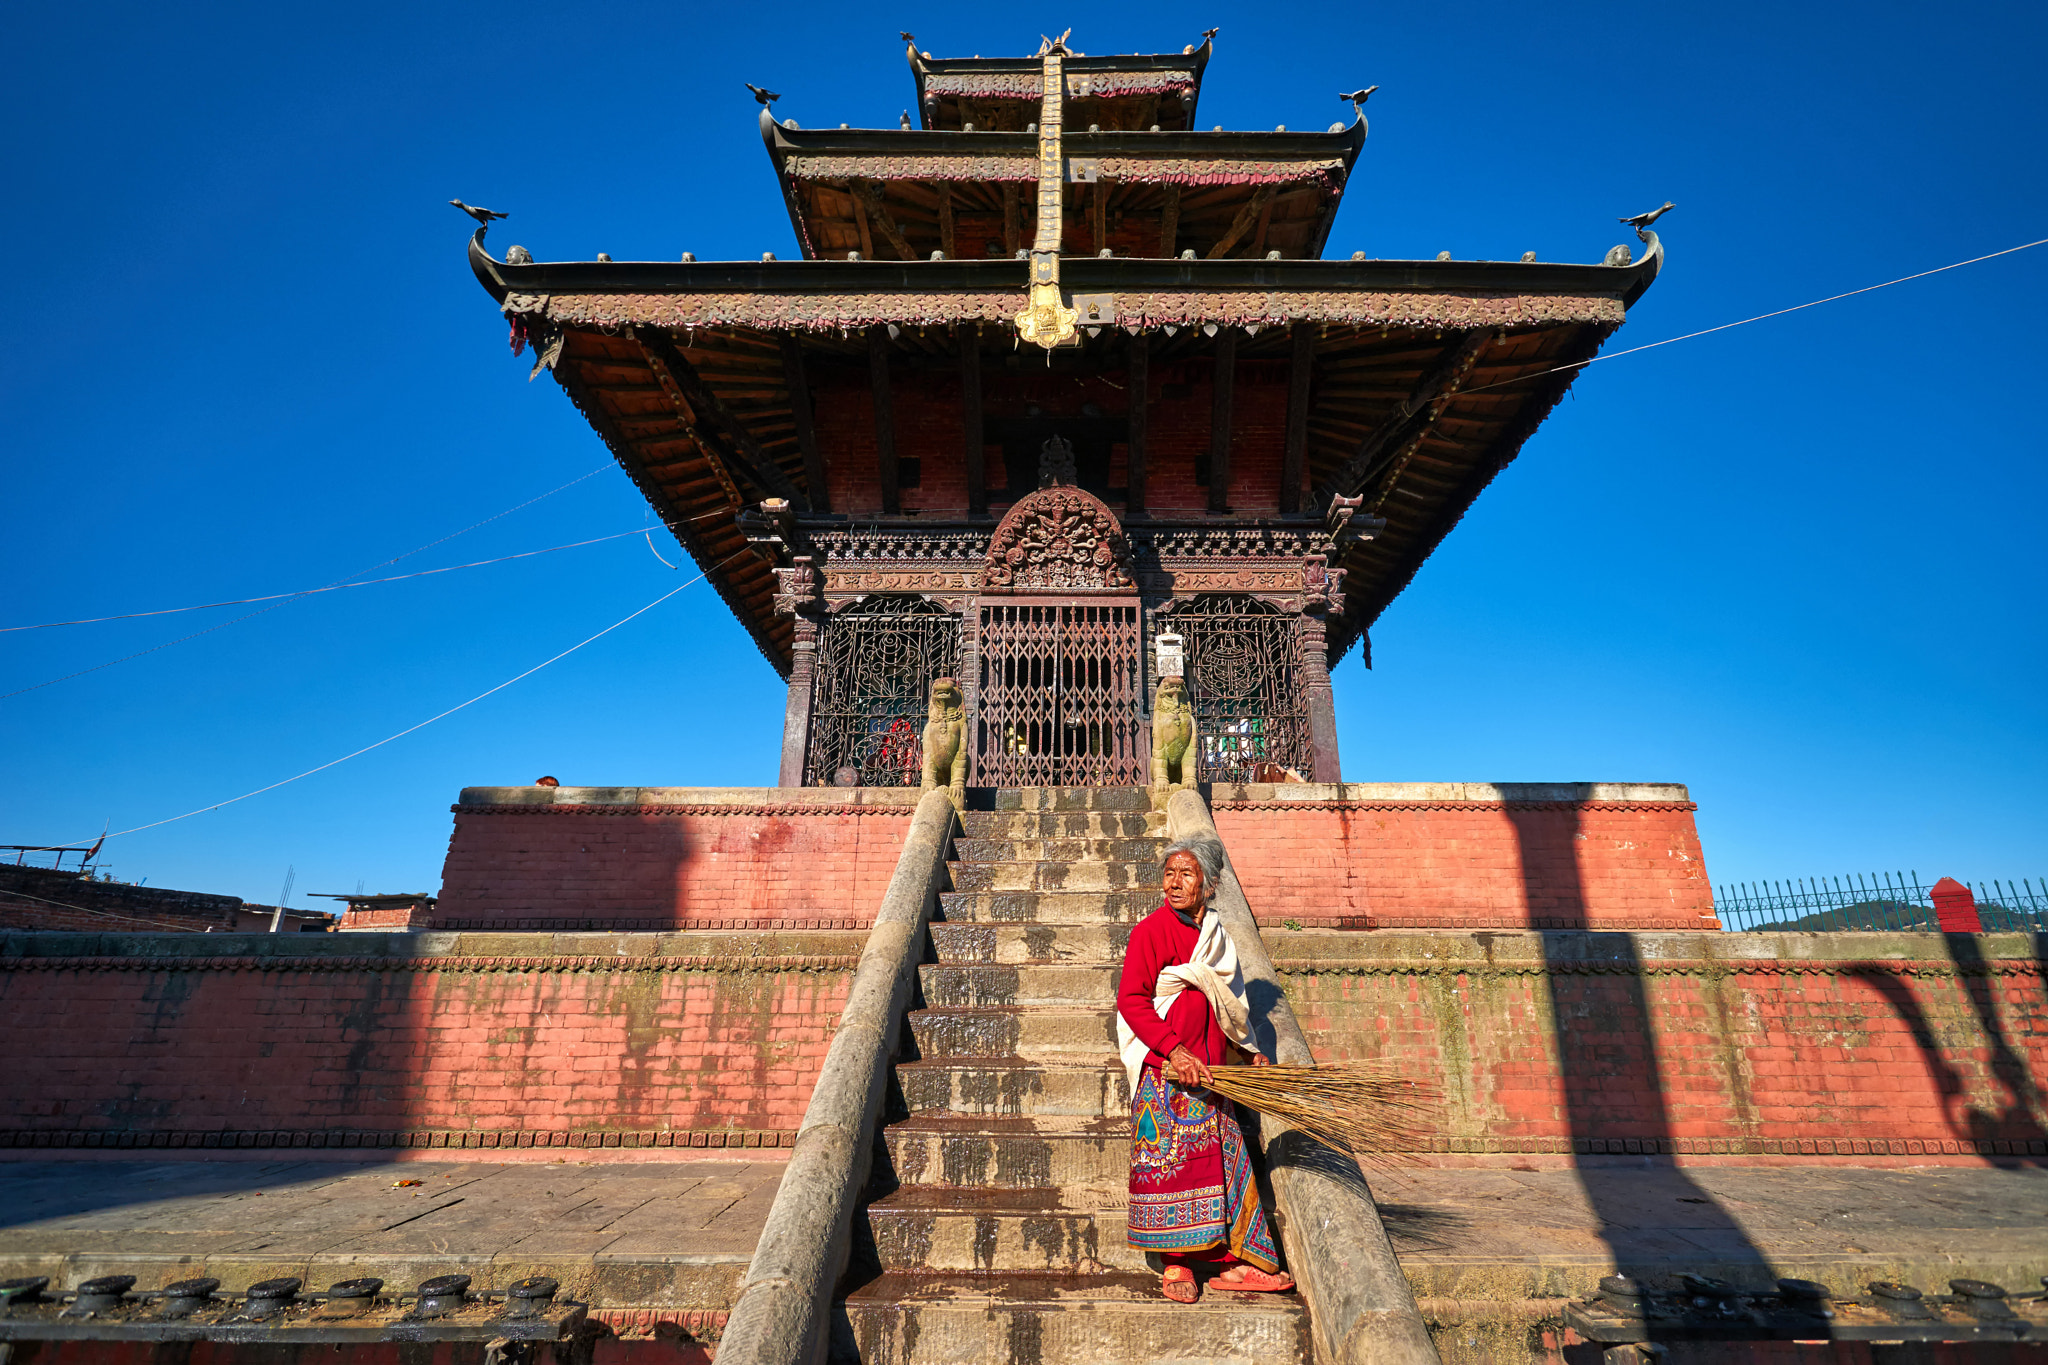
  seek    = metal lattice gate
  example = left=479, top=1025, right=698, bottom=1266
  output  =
left=974, top=598, right=1145, bottom=786
left=805, top=598, right=959, bottom=787
left=1163, top=596, right=1310, bottom=783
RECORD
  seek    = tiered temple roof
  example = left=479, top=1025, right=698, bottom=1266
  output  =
left=469, top=32, right=1662, bottom=677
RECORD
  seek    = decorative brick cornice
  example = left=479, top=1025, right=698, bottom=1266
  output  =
left=594, top=1308, right=727, bottom=1343
left=1218, top=799, right=1699, bottom=813
left=1258, top=914, right=1716, bottom=932
left=1387, top=1134, right=2048, bottom=1159
left=0, top=1126, right=795, bottom=1152
left=451, top=803, right=916, bottom=817
left=1271, top=957, right=2045, bottom=979
left=0, top=953, right=860, bottom=975
left=436, top=916, right=870, bottom=932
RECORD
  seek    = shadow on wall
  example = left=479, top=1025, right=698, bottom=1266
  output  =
left=1511, top=805, right=1779, bottom=1319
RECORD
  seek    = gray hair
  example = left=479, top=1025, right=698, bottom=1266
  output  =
left=1160, top=837, right=1226, bottom=900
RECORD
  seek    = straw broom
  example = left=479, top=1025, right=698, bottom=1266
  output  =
left=1202, top=1060, right=1439, bottom=1165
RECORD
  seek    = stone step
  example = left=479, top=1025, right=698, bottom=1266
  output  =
left=883, top=1114, right=1129, bottom=1189
left=907, top=1006, right=1116, bottom=1060
left=896, top=1058, right=1128, bottom=1118
left=961, top=810, right=1165, bottom=839
left=929, top=922, right=1129, bottom=964
left=918, top=962, right=1116, bottom=1009
left=865, top=1191, right=1146, bottom=1273
left=949, top=861, right=1154, bottom=892
left=953, top=836, right=1167, bottom=865
left=834, top=1273, right=1308, bottom=1365
left=993, top=787, right=1160, bottom=813
left=937, top=889, right=1160, bottom=924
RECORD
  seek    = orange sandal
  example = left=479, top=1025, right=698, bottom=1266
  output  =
left=1213, top=1266, right=1295, bottom=1293
left=1161, top=1266, right=1198, bottom=1303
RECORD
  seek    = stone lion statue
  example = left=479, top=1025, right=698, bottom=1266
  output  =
left=920, top=676, right=966, bottom=803
left=1151, top=676, right=1195, bottom=788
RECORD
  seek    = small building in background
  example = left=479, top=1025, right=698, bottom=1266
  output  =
left=312, top=892, right=438, bottom=932
left=0, top=847, right=335, bottom=933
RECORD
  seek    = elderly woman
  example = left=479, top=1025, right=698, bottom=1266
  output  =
left=1116, top=836, right=1295, bottom=1303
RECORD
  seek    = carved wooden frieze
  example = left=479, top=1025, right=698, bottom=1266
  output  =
left=824, top=570, right=981, bottom=594
left=981, top=486, right=1134, bottom=593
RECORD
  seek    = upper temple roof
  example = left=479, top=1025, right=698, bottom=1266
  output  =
left=906, top=33, right=1215, bottom=131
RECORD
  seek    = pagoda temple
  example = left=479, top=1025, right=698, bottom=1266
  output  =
left=468, top=31, right=1662, bottom=789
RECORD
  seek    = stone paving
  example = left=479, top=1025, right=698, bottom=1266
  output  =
left=0, top=1157, right=783, bottom=1312
left=1376, top=1162, right=2048, bottom=1301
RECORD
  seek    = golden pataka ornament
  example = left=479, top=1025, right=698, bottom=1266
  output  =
left=1015, top=35, right=1079, bottom=349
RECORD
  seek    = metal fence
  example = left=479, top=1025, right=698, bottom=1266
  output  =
left=1712, top=872, right=2048, bottom=933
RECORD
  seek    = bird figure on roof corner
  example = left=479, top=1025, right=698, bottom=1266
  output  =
left=744, top=82, right=780, bottom=107
left=450, top=200, right=507, bottom=227
left=1340, top=86, right=1379, bottom=111
left=1620, top=202, right=1675, bottom=238
left=900, top=110, right=913, bottom=130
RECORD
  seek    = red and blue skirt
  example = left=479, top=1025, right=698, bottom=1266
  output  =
left=1126, top=1063, right=1280, bottom=1270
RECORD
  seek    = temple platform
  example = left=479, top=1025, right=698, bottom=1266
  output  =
left=5, top=1158, right=2044, bottom=1356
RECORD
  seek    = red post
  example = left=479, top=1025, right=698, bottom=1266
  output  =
left=1930, top=877, right=1982, bottom=932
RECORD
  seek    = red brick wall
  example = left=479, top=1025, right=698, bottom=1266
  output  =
left=813, top=361, right=1291, bottom=517
left=436, top=789, right=918, bottom=930
left=0, top=865, right=241, bottom=933
left=1215, top=785, right=1715, bottom=930
left=0, top=933, right=860, bottom=1151
left=1279, top=931, right=2048, bottom=1165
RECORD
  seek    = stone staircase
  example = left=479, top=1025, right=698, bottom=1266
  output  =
left=834, top=787, right=1310, bottom=1364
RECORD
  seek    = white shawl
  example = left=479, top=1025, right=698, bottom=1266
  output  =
left=1116, top=905, right=1253, bottom=1094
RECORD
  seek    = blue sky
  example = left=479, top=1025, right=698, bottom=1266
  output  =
left=3, top=1, right=2043, bottom=908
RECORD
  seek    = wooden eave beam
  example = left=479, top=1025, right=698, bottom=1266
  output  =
left=634, top=328, right=809, bottom=510
left=1205, top=185, right=1277, bottom=259
left=1127, top=333, right=1149, bottom=513
left=857, top=182, right=918, bottom=261
left=779, top=336, right=829, bottom=511
left=1279, top=322, right=1314, bottom=514
left=552, top=365, right=789, bottom=676
left=1309, top=329, right=1493, bottom=513
left=869, top=326, right=900, bottom=514
left=958, top=321, right=985, bottom=514
left=1208, top=331, right=1237, bottom=513
left=1157, top=185, right=1181, bottom=257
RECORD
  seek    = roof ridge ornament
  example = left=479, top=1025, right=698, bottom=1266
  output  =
left=1015, top=39, right=1079, bottom=350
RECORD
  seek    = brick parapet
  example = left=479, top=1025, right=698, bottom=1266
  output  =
left=1214, top=782, right=1714, bottom=931
left=1276, top=930, right=2048, bottom=1166
left=439, top=786, right=918, bottom=929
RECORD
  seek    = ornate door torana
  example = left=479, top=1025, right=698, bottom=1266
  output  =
left=971, top=477, right=1146, bottom=786
left=976, top=598, right=1145, bottom=786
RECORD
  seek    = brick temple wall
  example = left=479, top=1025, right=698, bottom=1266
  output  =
left=1215, top=782, right=1716, bottom=931
left=0, top=931, right=860, bottom=1153
left=435, top=786, right=920, bottom=931
left=1276, top=930, right=2048, bottom=1165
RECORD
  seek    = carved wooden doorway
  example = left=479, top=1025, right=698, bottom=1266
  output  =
left=975, top=598, right=1145, bottom=786
left=971, top=479, right=1146, bottom=787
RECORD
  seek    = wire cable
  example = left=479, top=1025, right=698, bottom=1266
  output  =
left=1462, top=235, right=2048, bottom=398
left=3, top=528, right=654, bottom=632
left=44, top=554, right=737, bottom=849
left=1, top=462, right=617, bottom=700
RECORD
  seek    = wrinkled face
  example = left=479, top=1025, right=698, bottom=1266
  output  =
left=1162, top=851, right=1206, bottom=913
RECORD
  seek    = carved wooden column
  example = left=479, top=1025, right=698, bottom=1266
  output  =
left=775, top=556, right=823, bottom=787
left=1299, top=554, right=1345, bottom=782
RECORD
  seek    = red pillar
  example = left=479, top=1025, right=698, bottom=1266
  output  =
left=1930, top=877, right=1982, bottom=932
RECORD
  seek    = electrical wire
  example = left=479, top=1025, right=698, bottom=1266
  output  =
left=1461, top=235, right=2048, bottom=398
left=1, top=462, right=617, bottom=700
left=43, top=554, right=738, bottom=849
left=0, top=883, right=221, bottom=931
left=3, top=528, right=654, bottom=631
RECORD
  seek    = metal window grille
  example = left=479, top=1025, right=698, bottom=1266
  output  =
left=804, top=597, right=959, bottom=788
left=1161, top=596, right=1309, bottom=784
left=1712, top=872, right=2048, bottom=932
left=975, top=598, right=1146, bottom=786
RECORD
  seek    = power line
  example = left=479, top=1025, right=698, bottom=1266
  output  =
left=1462, top=235, right=2048, bottom=398
left=1, top=462, right=617, bottom=700
left=3, top=528, right=654, bottom=631
left=44, top=555, right=736, bottom=849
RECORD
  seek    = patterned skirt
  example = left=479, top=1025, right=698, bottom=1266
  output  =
left=1126, top=1063, right=1280, bottom=1270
